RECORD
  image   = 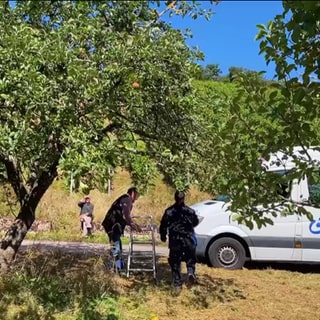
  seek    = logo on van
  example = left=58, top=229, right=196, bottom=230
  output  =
left=309, top=219, right=320, bottom=234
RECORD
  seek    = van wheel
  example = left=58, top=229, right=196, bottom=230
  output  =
left=208, top=237, right=246, bottom=270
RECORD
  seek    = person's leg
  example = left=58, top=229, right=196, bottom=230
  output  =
left=109, top=230, right=123, bottom=272
left=81, top=216, right=87, bottom=237
left=169, top=247, right=183, bottom=288
left=116, top=237, right=124, bottom=270
left=82, top=215, right=92, bottom=237
left=110, top=230, right=122, bottom=256
left=80, top=219, right=84, bottom=233
left=86, top=216, right=93, bottom=236
left=184, top=241, right=197, bottom=283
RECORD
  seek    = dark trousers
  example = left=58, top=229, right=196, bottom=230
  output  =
left=107, top=230, right=124, bottom=271
left=168, top=239, right=196, bottom=287
left=108, top=231, right=122, bottom=258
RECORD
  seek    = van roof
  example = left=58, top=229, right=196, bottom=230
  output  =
left=262, top=147, right=320, bottom=172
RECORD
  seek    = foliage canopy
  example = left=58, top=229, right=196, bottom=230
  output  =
left=1, top=0, right=319, bottom=234
left=0, top=0, right=216, bottom=198
left=194, top=0, right=320, bottom=227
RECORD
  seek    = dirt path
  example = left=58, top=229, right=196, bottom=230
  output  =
left=21, top=239, right=169, bottom=257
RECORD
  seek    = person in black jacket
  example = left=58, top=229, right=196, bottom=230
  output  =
left=78, top=195, right=94, bottom=237
left=102, top=187, right=141, bottom=271
left=160, top=190, right=199, bottom=288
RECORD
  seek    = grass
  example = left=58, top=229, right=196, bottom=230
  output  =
left=1, top=249, right=320, bottom=320
left=24, top=230, right=145, bottom=246
left=23, top=169, right=210, bottom=241
left=1, top=170, right=320, bottom=319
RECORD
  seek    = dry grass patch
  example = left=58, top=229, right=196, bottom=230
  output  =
left=2, top=170, right=320, bottom=319
left=116, top=260, right=320, bottom=320
left=1, top=249, right=320, bottom=320
left=34, top=170, right=209, bottom=236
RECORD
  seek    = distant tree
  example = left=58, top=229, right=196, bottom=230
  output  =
left=202, top=64, right=222, bottom=80
left=228, top=66, right=265, bottom=82
left=228, top=66, right=246, bottom=82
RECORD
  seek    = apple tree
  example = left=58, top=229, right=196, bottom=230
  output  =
left=0, top=0, right=216, bottom=270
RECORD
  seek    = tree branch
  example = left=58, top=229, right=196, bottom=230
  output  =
left=0, top=155, right=27, bottom=205
left=28, top=158, right=60, bottom=210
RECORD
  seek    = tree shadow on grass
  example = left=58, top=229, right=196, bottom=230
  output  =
left=122, top=259, right=246, bottom=309
left=0, top=249, right=249, bottom=319
left=244, top=261, right=320, bottom=274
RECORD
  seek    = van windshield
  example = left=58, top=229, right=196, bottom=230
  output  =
left=213, top=170, right=292, bottom=203
left=214, top=195, right=230, bottom=202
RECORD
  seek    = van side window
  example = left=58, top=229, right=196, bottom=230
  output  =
left=272, top=170, right=291, bottom=199
left=277, top=182, right=291, bottom=199
left=308, top=172, right=320, bottom=205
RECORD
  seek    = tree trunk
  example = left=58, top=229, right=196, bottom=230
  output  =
left=0, top=158, right=59, bottom=271
left=0, top=208, right=34, bottom=271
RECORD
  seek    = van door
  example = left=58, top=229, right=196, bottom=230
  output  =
left=233, top=208, right=299, bottom=261
left=300, top=176, right=320, bottom=262
left=232, top=177, right=301, bottom=262
left=300, top=205, right=320, bottom=262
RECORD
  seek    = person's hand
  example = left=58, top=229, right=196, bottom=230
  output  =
left=160, top=234, right=166, bottom=243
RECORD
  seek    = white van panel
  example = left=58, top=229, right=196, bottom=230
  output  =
left=291, top=177, right=309, bottom=203
left=299, top=205, right=320, bottom=261
left=231, top=209, right=298, bottom=260
left=250, top=247, right=301, bottom=261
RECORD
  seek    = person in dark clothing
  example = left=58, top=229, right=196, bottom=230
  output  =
left=78, top=195, right=94, bottom=237
left=160, top=190, right=199, bottom=288
left=102, top=187, right=141, bottom=271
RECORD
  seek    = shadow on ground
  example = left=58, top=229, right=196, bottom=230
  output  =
left=121, top=258, right=246, bottom=308
left=0, top=250, right=248, bottom=318
left=0, top=250, right=119, bottom=320
left=244, top=260, right=320, bottom=273
left=196, top=255, right=320, bottom=274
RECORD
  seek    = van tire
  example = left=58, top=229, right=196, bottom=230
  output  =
left=208, top=237, right=246, bottom=270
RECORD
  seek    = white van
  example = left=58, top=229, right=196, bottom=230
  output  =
left=192, top=147, right=320, bottom=269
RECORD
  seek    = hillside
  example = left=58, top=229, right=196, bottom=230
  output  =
left=0, top=169, right=209, bottom=238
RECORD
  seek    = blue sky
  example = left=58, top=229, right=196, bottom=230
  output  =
left=166, top=1, right=284, bottom=79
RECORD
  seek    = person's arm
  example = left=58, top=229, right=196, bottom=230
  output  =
left=121, top=197, right=134, bottom=226
left=78, top=200, right=84, bottom=208
left=191, top=208, right=199, bottom=227
left=121, top=196, right=142, bottom=232
left=78, top=200, right=85, bottom=220
left=159, top=211, right=168, bottom=242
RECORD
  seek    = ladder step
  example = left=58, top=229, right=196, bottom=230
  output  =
left=130, top=241, right=154, bottom=245
left=129, top=259, right=155, bottom=263
left=126, top=214, right=158, bottom=279
left=128, top=268, right=155, bottom=272
left=129, top=254, right=155, bottom=258
left=129, top=250, right=155, bottom=253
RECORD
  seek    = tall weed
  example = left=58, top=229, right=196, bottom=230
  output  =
left=0, top=250, right=120, bottom=320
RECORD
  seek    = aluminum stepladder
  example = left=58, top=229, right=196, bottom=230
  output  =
left=126, top=215, right=157, bottom=280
